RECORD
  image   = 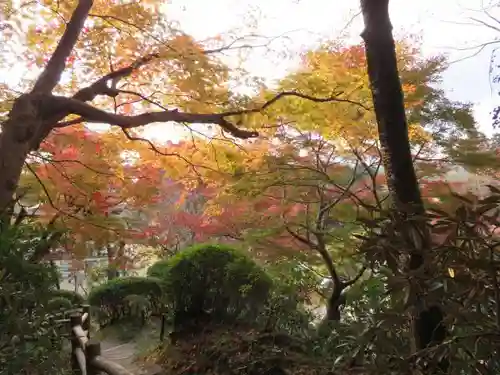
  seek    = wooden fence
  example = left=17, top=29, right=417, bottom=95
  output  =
left=68, top=305, right=134, bottom=375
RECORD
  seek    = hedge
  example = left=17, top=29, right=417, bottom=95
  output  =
left=159, top=243, right=272, bottom=327
left=49, top=289, right=86, bottom=306
left=147, top=259, right=170, bottom=280
left=87, top=276, right=163, bottom=326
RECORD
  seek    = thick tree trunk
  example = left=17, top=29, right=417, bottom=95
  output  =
left=360, top=0, right=448, bottom=373
left=0, top=111, right=37, bottom=223
left=0, top=93, right=54, bottom=227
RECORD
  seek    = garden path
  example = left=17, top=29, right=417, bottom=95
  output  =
left=99, top=328, right=163, bottom=375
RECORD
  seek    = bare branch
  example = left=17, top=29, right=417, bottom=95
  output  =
left=343, top=265, right=367, bottom=288
left=120, top=128, right=212, bottom=180
left=470, top=16, right=500, bottom=33
left=24, top=162, right=57, bottom=209
left=32, top=0, right=93, bottom=93
left=284, top=223, right=317, bottom=248
left=48, top=94, right=256, bottom=138
left=227, top=90, right=371, bottom=115
left=31, top=152, right=120, bottom=178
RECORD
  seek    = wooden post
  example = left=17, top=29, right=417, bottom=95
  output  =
left=70, top=313, right=83, bottom=375
left=82, top=304, right=90, bottom=340
left=86, top=341, right=101, bottom=375
left=160, top=314, right=165, bottom=341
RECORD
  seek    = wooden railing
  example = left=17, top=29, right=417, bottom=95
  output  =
left=68, top=305, right=134, bottom=375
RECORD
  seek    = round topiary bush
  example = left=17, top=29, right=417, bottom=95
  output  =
left=49, top=289, right=86, bottom=306
left=147, top=259, right=170, bottom=280
left=87, top=276, right=163, bottom=326
left=160, top=243, right=272, bottom=328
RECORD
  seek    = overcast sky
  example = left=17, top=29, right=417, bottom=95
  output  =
left=148, top=0, right=500, bottom=139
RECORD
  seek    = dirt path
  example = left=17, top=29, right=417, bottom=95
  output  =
left=99, top=333, right=162, bottom=375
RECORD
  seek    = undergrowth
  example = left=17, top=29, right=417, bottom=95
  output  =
left=144, top=323, right=338, bottom=375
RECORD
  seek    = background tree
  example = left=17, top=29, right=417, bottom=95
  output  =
left=167, top=38, right=479, bottom=324
left=0, top=0, right=356, bottom=233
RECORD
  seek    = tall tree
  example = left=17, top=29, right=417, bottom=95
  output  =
left=360, top=0, right=448, bottom=372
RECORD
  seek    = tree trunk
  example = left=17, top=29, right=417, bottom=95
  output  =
left=106, top=245, right=118, bottom=280
left=0, top=97, right=40, bottom=224
left=360, top=0, right=448, bottom=373
left=325, top=289, right=345, bottom=321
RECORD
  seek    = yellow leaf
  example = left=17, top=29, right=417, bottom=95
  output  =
left=448, top=268, right=455, bottom=278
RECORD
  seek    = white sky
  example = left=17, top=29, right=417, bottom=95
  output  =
left=142, top=0, right=500, bottom=140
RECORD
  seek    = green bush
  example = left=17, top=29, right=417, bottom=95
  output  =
left=160, top=243, right=272, bottom=327
left=49, top=289, right=86, bottom=306
left=47, top=296, right=73, bottom=312
left=0, top=224, right=69, bottom=375
left=257, top=283, right=315, bottom=338
left=147, top=259, right=170, bottom=280
left=88, top=276, right=163, bottom=326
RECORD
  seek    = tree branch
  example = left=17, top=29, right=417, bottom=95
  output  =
left=50, top=90, right=363, bottom=140
left=48, top=95, right=257, bottom=138
left=32, top=0, right=93, bottom=93
left=343, top=265, right=367, bottom=287
left=284, top=224, right=316, bottom=248
left=224, top=90, right=370, bottom=115
left=72, top=53, right=160, bottom=102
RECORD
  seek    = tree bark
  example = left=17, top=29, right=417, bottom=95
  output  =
left=325, top=289, right=345, bottom=321
left=0, top=97, right=41, bottom=222
left=360, top=0, right=448, bottom=372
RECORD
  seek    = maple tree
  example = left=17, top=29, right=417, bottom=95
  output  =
left=162, top=39, right=479, bottom=321
left=0, top=0, right=362, bottom=261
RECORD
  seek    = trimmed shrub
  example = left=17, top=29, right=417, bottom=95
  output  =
left=49, top=289, right=86, bottom=306
left=147, top=259, right=170, bottom=280
left=47, top=296, right=73, bottom=312
left=160, top=243, right=272, bottom=327
left=88, top=276, right=163, bottom=326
